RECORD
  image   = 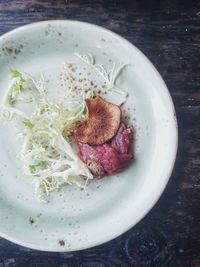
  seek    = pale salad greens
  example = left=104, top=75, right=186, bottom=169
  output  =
left=0, top=53, right=128, bottom=201
left=75, top=52, right=129, bottom=104
left=0, top=68, right=93, bottom=201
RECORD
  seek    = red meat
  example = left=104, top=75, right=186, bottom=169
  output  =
left=77, top=123, right=132, bottom=178
left=111, top=123, right=131, bottom=154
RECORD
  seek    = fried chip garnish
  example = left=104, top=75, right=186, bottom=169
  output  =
left=68, top=96, right=121, bottom=145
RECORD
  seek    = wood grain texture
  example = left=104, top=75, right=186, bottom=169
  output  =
left=0, top=0, right=200, bottom=266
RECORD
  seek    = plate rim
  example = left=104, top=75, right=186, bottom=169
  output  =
left=0, top=19, right=178, bottom=252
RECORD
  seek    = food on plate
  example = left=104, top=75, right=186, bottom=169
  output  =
left=77, top=122, right=132, bottom=178
left=67, top=96, right=121, bottom=145
left=111, top=122, right=131, bottom=154
left=0, top=52, right=133, bottom=201
left=68, top=95, right=132, bottom=178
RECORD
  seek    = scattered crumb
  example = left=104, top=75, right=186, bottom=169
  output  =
left=29, top=217, right=35, bottom=224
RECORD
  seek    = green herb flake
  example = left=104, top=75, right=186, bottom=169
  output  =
left=10, top=69, right=23, bottom=79
left=62, top=129, right=72, bottom=140
left=7, top=69, right=26, bottom=105
left=29, top=165, right=36, bottom=174
left=36, top=161, right=47, bottom=168
left=7, top=95, right=16, bottom=105
left=23, top=118, right=34, bottom=129
left=29, top=161, right=47, bottom=174
left=83, top=106, right=88, bottom=115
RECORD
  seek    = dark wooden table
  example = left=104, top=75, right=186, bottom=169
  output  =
left=0, top=0, right=199, bottom=266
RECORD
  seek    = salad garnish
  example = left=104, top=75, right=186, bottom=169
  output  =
left=0, top=68, right=93, bottom=201
left=0, top=52, right=132, bottom=201
left=75, top=52, right=129, bottom=105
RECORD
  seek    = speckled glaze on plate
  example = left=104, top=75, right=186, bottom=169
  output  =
left=0, top=20, right=178, bottom=251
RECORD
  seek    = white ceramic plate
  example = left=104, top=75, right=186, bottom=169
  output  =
left=0, top=20, right=178, bottom=251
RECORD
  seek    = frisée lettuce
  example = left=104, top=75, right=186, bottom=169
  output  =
left=0, top=69, right=93, bottom=201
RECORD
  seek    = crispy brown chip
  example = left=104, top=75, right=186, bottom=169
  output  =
left=68, top=96, right=121, bottom=145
